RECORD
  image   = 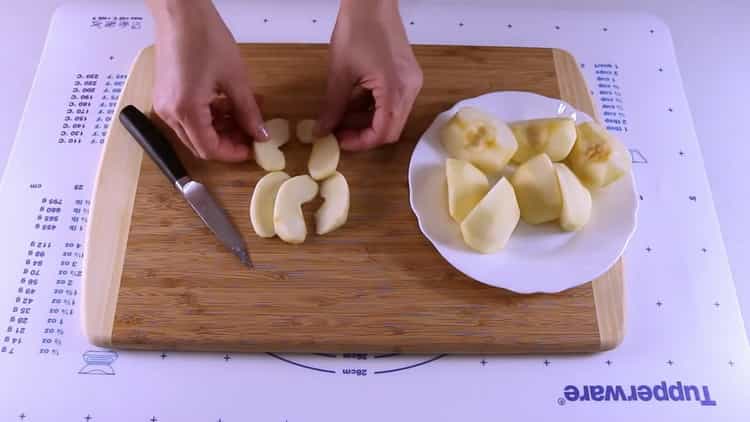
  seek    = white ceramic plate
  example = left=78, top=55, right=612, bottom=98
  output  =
left=408, top=91, right=638, bottom=294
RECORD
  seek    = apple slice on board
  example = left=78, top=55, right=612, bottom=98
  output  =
left=254, top=118, right=290, bottom=171
left=296, top=119, right=316, bottom=144
left=308, top=134, right=340, bottom=181
left=273, top=175, right=319, bottom=244
left=249, top=171, right=291, bottom=238
left=315, top=172, right=350, bottom=235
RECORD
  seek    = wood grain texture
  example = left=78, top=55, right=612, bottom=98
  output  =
left=81, top=47, right=150, bottom=346
left=86, top=44, right=625, bottom=353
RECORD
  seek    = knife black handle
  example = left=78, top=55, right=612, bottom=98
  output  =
left=119, top=105, right=188, bottom=186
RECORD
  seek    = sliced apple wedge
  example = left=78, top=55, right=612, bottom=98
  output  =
left=296, top=119, right=316, bottom=144
left=308, top=134, right=340, bottom=181
left=460, top=177, right=520, bottom=253
left=510, top=153, right=562, bottom=224
left=249, top=171, right=290, bottom=238
left=315, top=172, right=349, bottom=235
left=440, top=107, right=518, bottom=173
left=254, top=118, right=290, bottom=171
left=510, top=118, right=576, bottom=163
left=273, top=175, right=319, bottom=244
left=566, top=121, right=631, bottom=188
left=445, top=158, right=489, bottom=223
left=554, top=163, right=592, bottom=231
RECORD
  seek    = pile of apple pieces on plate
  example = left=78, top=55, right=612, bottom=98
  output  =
left=249, top=119, right=349, bottom=244
left=441, top=107, right=631, bottom=253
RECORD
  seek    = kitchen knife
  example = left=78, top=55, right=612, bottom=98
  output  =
left=118, top=105, right=252, bottom=268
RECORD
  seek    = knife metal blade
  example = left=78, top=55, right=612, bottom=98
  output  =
left=177, top=177, right=252, bottom=267
left=118, top=105, right=252, bottom=268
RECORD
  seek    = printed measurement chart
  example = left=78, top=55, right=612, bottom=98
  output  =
left=1, top=2, right=748, bottom=421
left=593, top=63, right=629, bottom=134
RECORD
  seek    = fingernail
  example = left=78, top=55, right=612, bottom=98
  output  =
left=258, top=124, right=270, bottom=142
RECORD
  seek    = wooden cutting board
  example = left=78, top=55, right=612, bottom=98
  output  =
left=82, top=44, right=625, bottom=354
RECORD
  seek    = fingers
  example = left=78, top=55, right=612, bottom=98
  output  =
left=338, top=111, right=372, bottom=131
left=337, top=127, right=382, bottom=151
left=210, top=96, right=233, bottom=118
left=337, top=69, right=422, bottom=151
left=170, top=120, right=199, bottom=157
left=153, top=78, right=265, bottom=162
left=384, top=95, right=413, bottom=144
left=155, top=96, right=251, bottom=162
left=181, top=106, right=251, bottom=162
left=383, top=70, right=422, bottom=143
left=337, top=77, right=396, bottom=151
left=346, top=86, right=374, bottom=112
left=150, top=112, right=199, bottom=157
left=223, top=78, right=269, bottom=142
left=316, top=69, right=355, bottom=136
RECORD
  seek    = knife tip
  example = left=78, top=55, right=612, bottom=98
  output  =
left=237, top=248, right=253, bottom=269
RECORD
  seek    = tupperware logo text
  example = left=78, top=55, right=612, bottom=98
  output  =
left=559, top=381, right=717, bottom=406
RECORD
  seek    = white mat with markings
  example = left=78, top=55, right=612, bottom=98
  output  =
left=0, top=2, right=748, bottom=421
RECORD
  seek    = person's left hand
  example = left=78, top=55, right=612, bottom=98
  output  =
left=316, top=0, right=423, bottom=151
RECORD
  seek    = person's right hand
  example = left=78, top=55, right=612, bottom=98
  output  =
left=147, top=0, right=268, bottom=161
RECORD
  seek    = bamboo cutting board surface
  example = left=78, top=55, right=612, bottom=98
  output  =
left=83, top=44, right=624, bottom=354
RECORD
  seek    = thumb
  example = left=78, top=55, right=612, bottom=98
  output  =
left=316, top=70, right=354, bottom=136
left=224, top=78, right=269, bottom=142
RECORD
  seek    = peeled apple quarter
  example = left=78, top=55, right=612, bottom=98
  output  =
left=510, top=153, right=563, bottom=224
left=554, top=163, right=592, bottom=232
left=510, top=118, right=576, bottom=163
left=254, top=118, right=290, bottom=171
left=566, top=122, right=631, bottom=188
left=249, top=171, right=290, bottom=238
left=440, top=107, right=518, bottom=173
left=445, top=158, right=489, bottom=223
left=460, top=177, right=520, bottom=253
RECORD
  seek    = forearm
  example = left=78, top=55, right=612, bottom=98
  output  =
left=338, top=0, right=400, bottom=22
left=146, top=0, right=218, bottom=35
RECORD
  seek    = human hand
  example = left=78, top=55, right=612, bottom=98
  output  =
left=147, top=0, right=268, bottom=161
left=317, top=0, right=423, bottom=151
